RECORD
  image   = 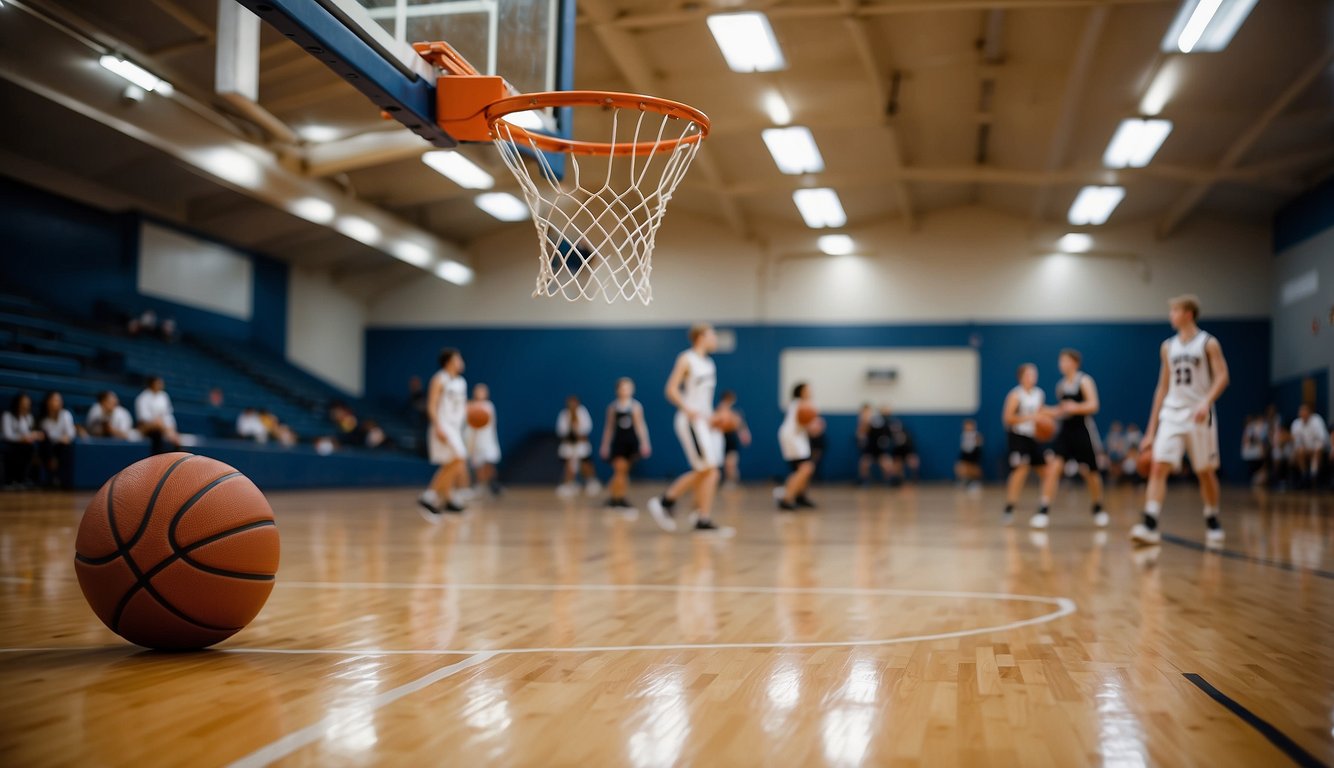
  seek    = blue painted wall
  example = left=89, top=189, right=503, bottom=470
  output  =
left=365, top=319, right=1271, bottom=483
left=1274, top=173, right=1334, bottom=253
left=0, top=175, right=288, bottom=355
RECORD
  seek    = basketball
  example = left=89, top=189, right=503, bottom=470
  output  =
left=1137, top=448, right=1155, bottom=478
left=796, top=403, right=819, bottom=426
left=710, top=410, right=740, bottom=432
left=73, top=453, right=279, bottom=650
left=1033, top=414, right=1056, bottom=442
left=467, top=402, right=491, bottom=429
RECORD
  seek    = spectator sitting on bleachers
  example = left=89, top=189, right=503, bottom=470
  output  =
left=364, top=420, right=387, bottom=449
left=38, top=391, right=75, bottom=488
left=1291, top=404, right=1329, bottom=489
left=329, top=402, right=364, bottom=445
left=135, top=376, right=180, bottom=454
left=236, top=407, right=268, bottom=443
left=275, top=423, right=298, bottom=448
left=3, top=392, right=44, bottom=488
left=128, top=309, right=157, bottom=337
left=208, top=387, right=225, bottom=408
left=87, top=391, right=136, bottom=440
left=408, top=376, right=428, bottom=425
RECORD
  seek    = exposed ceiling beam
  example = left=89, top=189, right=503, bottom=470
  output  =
left=1030, top=5, right=1108, bottom=223
left=596, top=0, right=1170, bottom=31
left=145, top=0, right=214, bottom=42
left=1156, top=47, right=1334, bottom=238
left=579, top=0, right=751, bottom=238
left=838, top=0, right=915, bottom=226
left=303, top=129, right=434, bottom=177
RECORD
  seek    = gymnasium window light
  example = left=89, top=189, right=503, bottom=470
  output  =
left=1057, top=233, right=1093, bottom=253
left=98, top=55, right=173, bottom=95
left=475, top=192, right=530, bottom=222
left=792, top=188, right=847, bottom=228
left=434, top=260, right=475, bottom=286
left=1103, top=119, right=1172, bottom=168
left=817, top=234, right=855, bottom=256
left=1067, top=186, right=1125, bottom=226
left=706, top=12, right=786, bottom=73
left=336, top=215, right=381, bottom=245
left=422, top=151, right=495, bottom=190
left=762, top=127, right=824, bottom=175
left=290, top=197, right=335, bottom=225
left=764, top=91, right=791, bottom=126
left=1162, top=0, right=1258, bottom=53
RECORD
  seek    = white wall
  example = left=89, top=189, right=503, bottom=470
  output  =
left=286, top=267, right=367, bottom=395
left=1272, top=225, right=1334, bottom=412
left=368, top=207, right=1272, bottom=327
left=138, top=222, right=252, bottom=319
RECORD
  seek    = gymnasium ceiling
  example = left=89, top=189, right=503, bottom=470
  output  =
left=0, top=0, right=1332, bottom=295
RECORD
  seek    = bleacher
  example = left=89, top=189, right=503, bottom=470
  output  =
left=0, top=291, right=430, bottom=490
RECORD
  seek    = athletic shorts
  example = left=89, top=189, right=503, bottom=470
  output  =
left=1153, top=405, right=1219, bottom=472
left=1007, top=433, right=1046, bottom=468
left=788, top=458, right=811, bottom=472
left=428, top=424, right=466, bottom=465
left=674, top=411, right=723, bottom=471
left=610, top=436, right=640, bottom=461
left=779, top=426, right=810, bottom=462
left=958, top=448, right=982, bottom=466
left=558, top=439, right=591, bottom=460
left=724, top=430, right=741, bottom=454
left=891, top=443, right=914, bottom=460
left=1052, top=422, right=1099, bottom=468
left=467, top=428, right=500, bottom=466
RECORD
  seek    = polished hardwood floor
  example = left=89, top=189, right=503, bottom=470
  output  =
left=1, top=480, right=1331, bottom=767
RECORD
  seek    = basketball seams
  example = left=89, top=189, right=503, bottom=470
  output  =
left=166, top=472, right=278, bottom=580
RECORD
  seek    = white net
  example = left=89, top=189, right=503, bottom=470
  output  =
left=491, top=106, right=704, bottom=304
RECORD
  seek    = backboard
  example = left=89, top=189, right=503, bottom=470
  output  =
left=234, top=0, right=574, bottom=149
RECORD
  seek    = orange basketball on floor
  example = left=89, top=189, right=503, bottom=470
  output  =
left=796, top=402, right=819, bottom=426
left=1033, top=414, right=1056, bottom=442
left=467, top=402, right=491, bottom=429
left=1136, top=448, right=1155, bottom=478
left=74, top=453, right=279, bottom=650
left=710, top=410, right=740, bottom=432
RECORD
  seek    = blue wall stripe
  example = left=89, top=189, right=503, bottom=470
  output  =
left=1274, top=174, right=1334, bottom=254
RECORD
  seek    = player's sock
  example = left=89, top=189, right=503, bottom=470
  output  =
left=1037, top=505, right=1049, bottom=517
left=660, top=494, right=676, bottom=510
left=1004, top=503, right=1015, bottom=514
left=1142, top=500, right=1161, bottom=531
left=1092, top=502, right=1103, bottom=515
left=1203, top=504, right=1221, bottom=530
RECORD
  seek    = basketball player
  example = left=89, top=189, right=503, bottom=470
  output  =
left=776, top=382, right=818, bottom=511
left=858, top=404, right=895, bottom=485
left=1002, top=363, right=1046, bottom=524
left=647, top=323, right=732, bottom=535
left=600, top=377, right=651, bottom=513
left=954, top=419, right=983, bottom=489
left=1033, top=349, right=1107, bottom=529
left=556, top=395, right=599, bottom=497
left=419, top=348, right=467, bottom=520
left=466, top=383, right=501, bottom=497
left=716, top=390, right=751, bottom=486
left=1132, top=295, right=1230, bottom=547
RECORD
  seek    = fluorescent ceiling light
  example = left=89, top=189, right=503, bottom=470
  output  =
left=1162, top=0, right=1258, bottom=53
left=817, top=234, right=855, bottom=256
left=99, top=55, right=172, bottom=95
left=706, top=13, right=786, bottom=73
left=1140, top=60, right=1182, bottom=116
left=434, top=260, right=474, bottom=285
left=475, top=192, right=529, bottom=222
left=297, top=125, right=341, bottom=143
left=1057, top=233, right=1093, bottom=253
left=1067, top=186, right=1125, bottom=226
left=792, top=188, right=847, bottom=228
left=197, top=147, right=262, bottom=188
left=336, top=215, right=381, bottom=245
left=764, top=91, right=791, bottom=125
left=762, top=127, right=824, bottom=175
left=290, top=197, right=335, bottom=224
left=391, top=240, right=433, bottom=267
left=1103, top=118, right=1172, bottom=168
left=422, top=151, right=495, bottom=190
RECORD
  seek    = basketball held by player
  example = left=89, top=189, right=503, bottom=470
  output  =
left=1032, top=349, right=1107, bottom=530
left=1132, top=295, right=1230, bottom=548
left=600, top=377, right=651, bottom=515
left=647, top=323, right=732, bottom=536
left=1002, top=363, right=1047, bottom=525
left=419, top=348, right=468, bottom=520
left=556, top=395, right=600, bottom=498
left=715, top=390, right=751, bottom=487
left=465, top=383, right=501, bottom=497
left=777, top=382, right=818, bottom=511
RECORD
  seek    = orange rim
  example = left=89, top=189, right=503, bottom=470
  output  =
left=484, top=90, right=710, bottom=156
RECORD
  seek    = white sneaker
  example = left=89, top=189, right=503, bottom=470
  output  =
left=556, top=483, right=577, bottom=498
left=1092, top=511, right=1110, bottom=528
left=1130, top=524, right=1161, bottom=547
left=647, top=496, right=677, bottom=532
left=585, top=480, right=603, bottom=497
left=1029, top=513, right=1050, bottom=529
left=771, top=486, right=785, bottom=500
left=1205, top=528, right=1225, bottom=549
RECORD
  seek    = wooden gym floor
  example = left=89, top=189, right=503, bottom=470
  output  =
left=1, top=482, right=1331, bottom=767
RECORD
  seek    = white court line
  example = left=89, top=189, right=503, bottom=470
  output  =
left=224, top=651, right=496, bottom=768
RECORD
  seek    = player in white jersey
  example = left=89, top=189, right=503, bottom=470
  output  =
left=776, top=382, right=817, bottom=511
left=466, top=383, right=501, bottom=497
left=648, top=323, right=732, bottom=536
left=1290, top=403, right=1329, bottom=488
left=1132, top=295, right=1230, bottom=548
left=1002, top=363, right=1048, bottom=524
left=419, top=348, right=468, bottom=520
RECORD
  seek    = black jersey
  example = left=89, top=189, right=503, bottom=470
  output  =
left=609, top=399, right=641, bottom=460
left=865, top=414, right=892, bottom=453
left=1056, top=374, right=1092, bottom=434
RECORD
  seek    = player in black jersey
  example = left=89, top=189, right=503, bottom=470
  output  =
left=1033, top=349, right=1107, bottom=529
left=600, top=377, right=651, bottom=514
left=857, top=404, right=896, bottom=485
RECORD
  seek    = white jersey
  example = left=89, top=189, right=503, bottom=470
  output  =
left=1291, top=414, right=1330, bottom=451
left=678, top=349, right=716, bottom=415
left=1008, top=386, right=1044, bottom=437
left=432, top=370, right=467, bottom=431
left=1163, top=330, right=1214, bottom=410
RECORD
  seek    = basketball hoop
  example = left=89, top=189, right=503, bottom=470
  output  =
left=483, top=92, right=708, bottom=304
